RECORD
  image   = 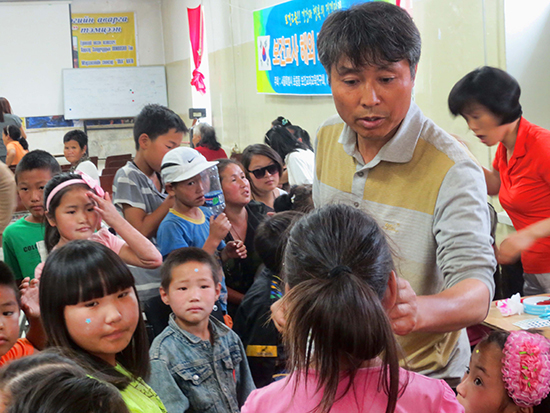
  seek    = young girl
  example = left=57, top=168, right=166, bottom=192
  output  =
left=242, top=204, right=464, bottom=413
left=457, top=330, right=550, bottom=413
left=35, top=172, right=161, bottom=276
left=2, top=125, right=28, bottom=166
left=39, top=240, right=167, bottom=413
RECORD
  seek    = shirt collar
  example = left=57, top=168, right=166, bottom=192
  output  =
left=338, top=101, right=423, bottom=166
left=511, top=117, right=528, bottom=159
left=168, top=313, right=227, bottom=344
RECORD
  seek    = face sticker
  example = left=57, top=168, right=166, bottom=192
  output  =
left=194, top=268, right=199, bottom=272
left=86, top=318, right=91, bottom=324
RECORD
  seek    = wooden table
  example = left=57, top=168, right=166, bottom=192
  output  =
left=483, top=295, right=550, bottom=339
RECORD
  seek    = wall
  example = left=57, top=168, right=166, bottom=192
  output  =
left=505, top=0, right=550, bottom=131
left=161, top=0, right=505, bottom=160
left=25, top=0, right=165, bottom=161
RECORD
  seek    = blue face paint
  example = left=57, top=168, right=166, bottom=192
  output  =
left=194, top=268, right=199, bottom=272
left=86, top=318, right=91, bottom=324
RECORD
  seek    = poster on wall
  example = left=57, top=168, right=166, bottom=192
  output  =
left=254, top=0, right=399, bottom=95
left=71, top=13, right=137, bottom=68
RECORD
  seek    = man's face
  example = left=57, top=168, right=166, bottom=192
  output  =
left=330, top=58, right=415, bottom=144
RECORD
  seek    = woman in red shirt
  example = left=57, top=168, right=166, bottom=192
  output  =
left=449, top=66, right=550, bottom=295
left=191, top=123, right=227, bottom=161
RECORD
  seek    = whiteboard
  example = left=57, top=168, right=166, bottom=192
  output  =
left=63, top=66, right=168, bottom=119
left=0, top=2, right=72, bottom=117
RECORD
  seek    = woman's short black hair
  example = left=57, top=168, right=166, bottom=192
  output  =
left=448, top=66, right=522, bottom=125
left=63, top=129, right=88, bottom=150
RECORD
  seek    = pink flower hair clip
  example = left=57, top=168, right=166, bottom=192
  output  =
left=502, top=331, right=550, bottom=407
left=76, top=171, right=105, bottom=198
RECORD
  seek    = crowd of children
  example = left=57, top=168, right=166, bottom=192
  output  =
left=0, top=101, right=549, bottom=413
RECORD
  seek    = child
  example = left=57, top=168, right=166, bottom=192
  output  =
left=0, top=351, right=130, bottom=413
left=2, top=125, right=28, bottom=166
left=457, top=330, right=550, bottom=413
left=157, top=147, right=246, bottom=312
left=149, top=247, right=255, bottom=412
left=2, top=150, right=60, bottom=281
left=0, top=262, right=44, bottom=366
left=34, top=171, right=162, bottom=277
left=242, top=204, right=464, bottom=413
left=113, top=104, right=187, bottom=241
left=38, top=240, right=167, bottom=413
left=63, top=129, right=99, bottom=181
left=233, top=211, right=302, bottom=388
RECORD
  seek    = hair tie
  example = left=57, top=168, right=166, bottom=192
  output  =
left=502, top=331, right=550, bottom=407
left=328, top=265, right=352, bottom=279
left=45, top=171, right=104, bottom=211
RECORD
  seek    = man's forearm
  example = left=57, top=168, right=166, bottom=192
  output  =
left=415, top=279, right=491, bottom=333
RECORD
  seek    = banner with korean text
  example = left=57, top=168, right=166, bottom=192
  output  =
left=254, top=0, right=397, bottom=95
left=71, top=13, right=137, bottom=68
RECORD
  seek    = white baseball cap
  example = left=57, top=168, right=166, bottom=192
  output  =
left=161, top=147, right=218, bottom=184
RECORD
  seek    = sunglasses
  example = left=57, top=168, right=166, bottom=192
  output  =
left=248, top=163, right=279, bottom=179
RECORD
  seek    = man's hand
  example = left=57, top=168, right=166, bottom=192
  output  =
left=387, top=277, right=418, bottom=336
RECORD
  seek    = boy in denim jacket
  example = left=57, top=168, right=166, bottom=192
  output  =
left=148, top=247, right=255, bottom=412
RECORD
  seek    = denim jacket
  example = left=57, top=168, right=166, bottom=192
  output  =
left=149, top=314, right=255, bottom=413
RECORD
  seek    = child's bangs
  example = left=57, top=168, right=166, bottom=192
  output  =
left=73, top=263, right=135, bottom=304
left=42, top=240, right=136, bottom=306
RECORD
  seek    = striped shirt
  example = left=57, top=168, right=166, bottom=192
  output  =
left=313, top=102, right=496, bottom=383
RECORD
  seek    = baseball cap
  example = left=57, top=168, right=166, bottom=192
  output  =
left=161, top=147, right=218, bottom=183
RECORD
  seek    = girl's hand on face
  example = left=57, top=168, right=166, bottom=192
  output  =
left=87, top=192, right=121, bottom=228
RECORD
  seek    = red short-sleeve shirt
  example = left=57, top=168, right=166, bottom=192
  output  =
left=493, top=117, right=550, bottom=273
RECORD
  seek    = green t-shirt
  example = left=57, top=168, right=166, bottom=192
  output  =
left=2, top=217, right=44, bottom=281
left=115, top=364, right=167, bottom=413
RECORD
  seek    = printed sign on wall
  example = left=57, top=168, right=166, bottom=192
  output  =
left=254, top=0, right=401, bottom=95
left=71, top=13, right=137, bottom=68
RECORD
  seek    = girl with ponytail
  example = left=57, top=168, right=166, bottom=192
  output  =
left=242, top=204, right=464, bottom=413
left=2, top=125, right=28, bottom=166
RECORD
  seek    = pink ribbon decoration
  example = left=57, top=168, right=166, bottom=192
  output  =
left=45, top=171, right=104, bottom=211
left=502, top=331, right=550, bottom=407
left=188, top=5, right=206, bottom=94
left=76, top=170, right=105, bottom=198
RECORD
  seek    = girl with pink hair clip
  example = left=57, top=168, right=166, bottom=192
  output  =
left=33, top=172, right=162, bottom=279
left=457, top=330, right=550, bottom=413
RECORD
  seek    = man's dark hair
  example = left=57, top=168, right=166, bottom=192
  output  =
left=133, top=104, right=188, bottom=150
left=448, top=66, right=522, bottom=125
left=63, top=130, right=88, bottom=150
left=14, top=150, right=61, bottom=183
left=161, top=247, right=221, bottom=290
left=317, top=2, right=421, bottom=80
